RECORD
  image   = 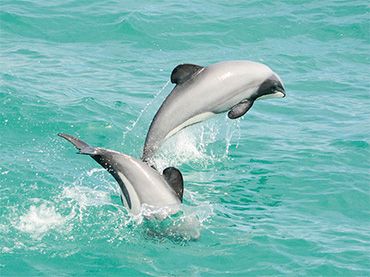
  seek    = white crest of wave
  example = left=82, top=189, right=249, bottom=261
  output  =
left=16, top=202, right=65, bottom=239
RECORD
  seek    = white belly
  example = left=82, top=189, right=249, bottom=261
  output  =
left=165, top=112, right=216, bottom=140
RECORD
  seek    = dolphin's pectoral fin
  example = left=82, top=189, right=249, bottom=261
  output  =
left=163, top=167, right=184, bottom=202
left=171, top=64, right=204, bottom=85
left=227, top=100, right=254, bottom=119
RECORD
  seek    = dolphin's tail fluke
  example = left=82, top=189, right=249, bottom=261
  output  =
left=58, top=133, right=133, bottom=209
left=58, top=133, right=97, bottom=155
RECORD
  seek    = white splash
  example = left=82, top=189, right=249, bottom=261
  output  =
left=16, top=203, right=66, bottom=239
left=152, top=116, right=237, bottom=171
left=129, top=196, right=214, bottom=241
left=86, top=168, right=105, bottom=176
left=172, top=203, right=214, bottom=240
left=123, top=80, right=170, bottom=141
left=225, top=117, right=241, bottom=154
left=61, top=186, right=112, bottom=207
left=154, top=130, right=208, bottom=171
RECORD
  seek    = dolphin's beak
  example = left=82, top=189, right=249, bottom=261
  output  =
left=255, top=75, right=286, bottom=101
left=273, top=86, right=286, bottom=98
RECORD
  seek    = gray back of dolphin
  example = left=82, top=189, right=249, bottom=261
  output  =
left=58, top=133, right=183, bottom=215
left=142, top=60, right=286, bottom=162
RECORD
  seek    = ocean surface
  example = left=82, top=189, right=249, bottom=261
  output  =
left=1, top=0, right=370, bottom=276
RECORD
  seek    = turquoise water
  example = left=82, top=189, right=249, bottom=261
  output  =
left=1, top=0, right=370, bottom=275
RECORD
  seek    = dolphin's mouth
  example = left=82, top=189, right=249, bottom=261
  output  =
left=257, top=87, right=286, bottom=100
left=272, top=87, right=286, bottom=98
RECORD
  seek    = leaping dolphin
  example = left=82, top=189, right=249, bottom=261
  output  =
left=58, top=133, right=183, bottom=217
left=142, top=60, right=286, bottom=163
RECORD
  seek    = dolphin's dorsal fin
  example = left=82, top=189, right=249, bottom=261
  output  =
left=163, top=167, right=184, bottom=201
left=228, top=100, right=254, bottom=119
left=171, top=64, right=204, bottom=85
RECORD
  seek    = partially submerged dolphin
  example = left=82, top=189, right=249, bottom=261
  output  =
left=58, top=133, right=183, bottom=217
left=142, top=60, right=286, bottom=162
